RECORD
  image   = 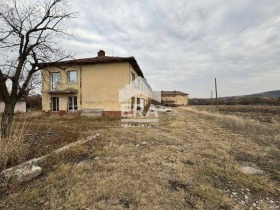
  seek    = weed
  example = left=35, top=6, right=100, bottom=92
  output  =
left=0, top=108, right=279, bottom=209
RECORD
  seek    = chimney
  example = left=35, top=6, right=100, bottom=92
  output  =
left=98, top=50, right=105, bottom=57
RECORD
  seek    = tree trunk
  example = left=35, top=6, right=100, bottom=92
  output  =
left=1, top=103, right=15, bottom=138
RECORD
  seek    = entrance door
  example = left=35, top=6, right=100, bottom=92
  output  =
left=51, top=97, right=59, bottom=112
left=68, top=96, right=78, bottom=112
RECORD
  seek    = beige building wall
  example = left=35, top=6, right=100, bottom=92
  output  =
left=42, top=62, right=147, bottom=113
left=81, top=63, right=129, bottom=111
left=162, top=94, right=188, bottom=106
left=175, top=95, right=188, bottom=105
left=162, top=95, right=176, bottom=103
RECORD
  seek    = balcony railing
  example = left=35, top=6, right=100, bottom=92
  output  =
left=48, top=83, right=78, bottom=94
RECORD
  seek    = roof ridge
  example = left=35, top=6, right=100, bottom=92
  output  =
left=57, top=55, right=131, bottom=61
left=39, top=55, right=144, bottom=78
left=161, top=90, right=189, bottom=95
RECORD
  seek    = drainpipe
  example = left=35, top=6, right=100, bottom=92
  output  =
left=80, top=67, right=82, bottom=110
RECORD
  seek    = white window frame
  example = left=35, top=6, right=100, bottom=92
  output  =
left=67, top=71, right=77, bottom=83
left=68, top=96, right=78, bottom=112
left=50, top=72, right=60, bottom=90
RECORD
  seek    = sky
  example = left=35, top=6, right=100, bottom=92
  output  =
left=59, top=0, right=280, bottom=98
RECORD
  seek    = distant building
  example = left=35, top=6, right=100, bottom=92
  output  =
left=161, top=91, right=189, bottom=106
left=0, top=99, right=26, bottom=113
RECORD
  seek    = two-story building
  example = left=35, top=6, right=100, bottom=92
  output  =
left=161, top=91, right=189, bottom=106
left=41, top=50, right=152, bottom=116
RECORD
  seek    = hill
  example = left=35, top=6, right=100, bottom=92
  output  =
left=242, top=90, right=280, bottom=98
left=189, top=90, right=280, bottom=105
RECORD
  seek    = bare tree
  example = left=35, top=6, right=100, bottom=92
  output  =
left=0, top=0, right=75, bottom=137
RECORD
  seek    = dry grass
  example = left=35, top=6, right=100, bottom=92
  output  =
left=182, top=107, right=280, bottom=181
left=0, top=112, right=120, bottom=171
left=0, top=108, right=279, bottom=209
left=193, top=105, right=280, bottom=123
left=185, top=106, right=280, bottom=141
left=0, top=114, right=30, bottom=170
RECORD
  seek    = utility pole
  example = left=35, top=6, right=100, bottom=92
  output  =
left=210, top=90, right=213, bottom=105
left=215, top=78, right=218, bottom=108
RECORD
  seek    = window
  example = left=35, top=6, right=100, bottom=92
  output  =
left=141, top=98, right=145, bottom=107
left=68, top=96, right=77, bottom=111
left=51, top=97, right=59, bottom=112
left=67, top=71, right=77, bottom=83
left=50, top=72, right=60, bottom=90
left=131, top=97, right=135, bottom=110
left=136, top=97, right=141, bottom=110
left=131, top=72, right=135, bottom=82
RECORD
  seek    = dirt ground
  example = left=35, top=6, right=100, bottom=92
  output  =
left=0, top=108, right=279, bottom=209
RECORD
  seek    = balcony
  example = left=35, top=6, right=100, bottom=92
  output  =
left=48, top=83, right=78, bottom=94
left=48, top=89, right=78, bottom=94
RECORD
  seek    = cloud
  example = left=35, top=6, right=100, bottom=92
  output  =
left=60, top=0, right=280, bottom=97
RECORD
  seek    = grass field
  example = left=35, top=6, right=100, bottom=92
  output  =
left=0, top=107, right=279, bottom=209
left=193, top=105, right=280, bottom=124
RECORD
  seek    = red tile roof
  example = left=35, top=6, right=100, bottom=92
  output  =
left=40, top=56, right=144, bottom=78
